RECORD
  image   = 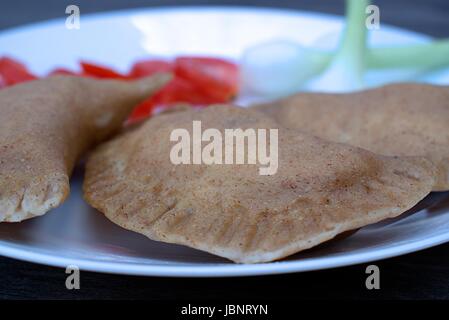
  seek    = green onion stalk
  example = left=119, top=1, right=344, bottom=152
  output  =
left=241, top=0, right=449, bottom=96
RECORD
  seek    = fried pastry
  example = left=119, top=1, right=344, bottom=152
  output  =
left=84, top=106, right=435, bottom=263
left=0, top=74, right=169, bottom=222
left=253, top=83, right=449, bottom=191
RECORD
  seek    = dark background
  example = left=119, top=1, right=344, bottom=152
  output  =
left=1, top=0, right=449, bottom=300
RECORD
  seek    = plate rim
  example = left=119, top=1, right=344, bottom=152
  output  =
left=2, top=228, right=449, bottom=277
left=1, top=5, right=446, bottom=277
left=0, top=5, right=432, bottom=41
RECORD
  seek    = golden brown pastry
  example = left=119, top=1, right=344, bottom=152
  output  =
left=0, top=74, right=169, bottom=222
left=84, top=106, right=435, bottom=263
left=253, top=83, right=449, bottom=191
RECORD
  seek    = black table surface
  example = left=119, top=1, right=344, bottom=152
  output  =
left=1, top=0, right=449, bottom=300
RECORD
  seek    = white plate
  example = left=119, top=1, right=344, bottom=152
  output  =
left=1, top=7, right=449, bottom=277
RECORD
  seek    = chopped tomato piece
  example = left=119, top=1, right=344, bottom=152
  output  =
left=127, top=99, right=156, bottom=124
left=129, top=60, right=173, bottom=78
left=80, top=61, right=127, bottom=79
left=127, top=77, right=217, bottom=123
left=0, top=75, right=6, bottom=89
left=153, top=77, right=217, bottom=105
left=0, top=57, right=37, bottom=86
left=48, top=68, right=78, bottom=76
left=174, top=57, right=239, bottom=102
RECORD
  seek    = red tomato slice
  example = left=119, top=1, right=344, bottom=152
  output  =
left=127, top=77, right=217, bottom=123
left=48, top=68, right=78, bottom=76
left=129, top=60, right=173, bottom=78
left=80, top=61, right=127, bottom=79
left=153, top=77, right=217, bottom=105
left=174, top=57, right=239, bottom=102
left=0, top=57, right=37, bottom=86
left=127, top=99, right=156, bottom=124
left=0, top=75, right=6, bottom=89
